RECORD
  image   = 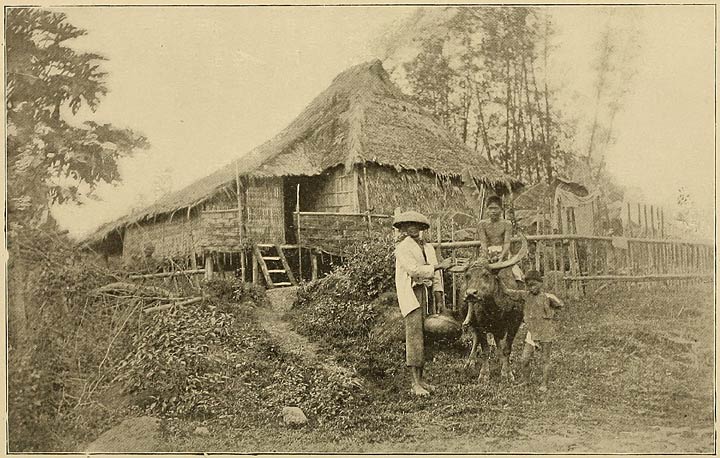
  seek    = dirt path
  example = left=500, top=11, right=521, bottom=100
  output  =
left=258, top=287, right=362, bottom=386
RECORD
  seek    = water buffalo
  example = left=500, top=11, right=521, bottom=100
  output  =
left=459, top=236, right=529, bottom=382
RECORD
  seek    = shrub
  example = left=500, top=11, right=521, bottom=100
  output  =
left=118, top=299, right=249, bottom=418
left=289, top=235, right=404, bottom=378
left=203, top=277, right=266, bottom=306
left=8, top=228, right=135, bottom=451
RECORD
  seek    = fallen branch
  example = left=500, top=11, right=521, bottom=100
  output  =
left=129, top=269, right=205, bottom=280
left=91, top=282, right=174, bottom=298
left=143, top=296, right=203, bottom=314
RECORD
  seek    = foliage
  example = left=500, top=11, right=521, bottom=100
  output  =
left=202, top=277, right=267, bottom=306
left=6, top=8, right=148, bottom=228
left=118, top=294, right=368, bottom=429
left=290, top=235, right=406, bottom=377
left=7, top=228, right=134, bottom=451
left=292, top=235, right=395, bottom=337
left=118, top=300, right=247, bottom=418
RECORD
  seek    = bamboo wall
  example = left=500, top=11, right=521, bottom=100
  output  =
left=359, top=165, right=480, bottom=238
left=245, top=177, right=285, bottom=243
left=295, top=212, right=391, bottom=255
left=122, top=212, right=203, bottom=261
left=312, top=166, right=357, bottom=213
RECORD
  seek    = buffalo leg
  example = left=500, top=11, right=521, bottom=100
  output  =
left=477, top=334, right=492, bottom=382
left=499, top=314, right=523, bottom=383
left=464, top=328, right=480, bottom=370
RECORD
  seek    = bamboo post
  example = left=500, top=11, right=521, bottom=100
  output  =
left=252, top=251, right=259, bottom=284
left=626, top=202, right=632, bottom=236
left=235, top=162, right=246, bottom=281
left=296, top=184, right=302, bottom=279
left=568, top=239, right=581, bottom=297
left=451, top=217, right=457, bottom=312
left=311, top=250, right=319, bottom=281
left=650, top=205, right=655, bottom=238
left=660, top=208, right=665, bottom=238
left=670, top=242, right=675, bottom=274
left=643, top=205, right=648, bottom=238
left=204, top=253, right=214, bottom=280
left=623, top=240, right=630, bottom=275
left=603, top=241, right=611, bottom=275
left=647, top=240, right=655, bottom=274
left=535, top=240, right=542, bottom=271
left=541, top=241, right=550, bottom=274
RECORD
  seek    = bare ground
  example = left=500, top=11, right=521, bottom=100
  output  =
left=258, top=287, right=362, bottom=385
left=85, top=283, right=715, bottom=454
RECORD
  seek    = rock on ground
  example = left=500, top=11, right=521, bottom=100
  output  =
left=282, top=406, right=308, bottom=426
left=84, top=416, right=162, bottom=453
left=194, top=426, right=211, bottom=436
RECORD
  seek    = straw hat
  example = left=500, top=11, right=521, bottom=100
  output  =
left=392, top=211, right=430, bottom=230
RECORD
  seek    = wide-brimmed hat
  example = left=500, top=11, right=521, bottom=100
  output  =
left=392, top=211, right=430, bottom=230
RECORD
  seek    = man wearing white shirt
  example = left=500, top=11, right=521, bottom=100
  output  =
left=393, top=211, right=453, bottom=396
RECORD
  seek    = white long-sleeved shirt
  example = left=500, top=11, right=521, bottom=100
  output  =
left=394, top=236, right=444, bottom=317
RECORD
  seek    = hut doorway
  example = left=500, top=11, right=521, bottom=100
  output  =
left=283, top=176, right=319, bottom=244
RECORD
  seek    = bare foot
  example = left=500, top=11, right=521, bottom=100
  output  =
left=411, top=383, right=430, bottom=397
left=539, top=385, right=548, bottom=393
left=420, top=381, right=437, bottom=393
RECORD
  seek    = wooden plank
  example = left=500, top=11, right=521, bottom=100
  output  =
left=276, top=245, right=297, bottom=286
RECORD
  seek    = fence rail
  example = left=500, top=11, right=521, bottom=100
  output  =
left=434, top=234, right=714, bottom=297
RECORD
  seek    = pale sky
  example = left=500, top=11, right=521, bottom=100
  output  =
left=47, top=5, right=715, bottom=238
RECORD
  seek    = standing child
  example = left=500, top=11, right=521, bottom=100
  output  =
left=505, top=270, right=564, bottom=391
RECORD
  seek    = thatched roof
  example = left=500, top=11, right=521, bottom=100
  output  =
left=86, top=60, right=522, bottom=243
left=512, top=177, right=589, bottom=210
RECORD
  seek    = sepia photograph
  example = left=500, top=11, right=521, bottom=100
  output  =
left=4, top=2, right=716, bottom=454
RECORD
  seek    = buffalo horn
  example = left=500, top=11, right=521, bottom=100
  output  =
left=487, top=233, right=529, bottom=271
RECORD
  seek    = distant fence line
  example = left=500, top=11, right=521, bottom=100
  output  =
left=434, top=234, right=714, bottom=298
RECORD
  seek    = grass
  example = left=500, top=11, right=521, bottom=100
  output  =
left=153, top=282, right=714, bottom=453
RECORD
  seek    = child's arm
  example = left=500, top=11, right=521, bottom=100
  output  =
left=503, top=287, right=528, bottom=301
left=544, top=292, right=564, bottom=309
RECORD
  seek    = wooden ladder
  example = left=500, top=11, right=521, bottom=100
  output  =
left=252, top=243, right=297, bottom=288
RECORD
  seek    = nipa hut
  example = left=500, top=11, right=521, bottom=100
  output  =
left=86, top=60, right=522, bottom=286
left=511, top=177, right=597, bottom=235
